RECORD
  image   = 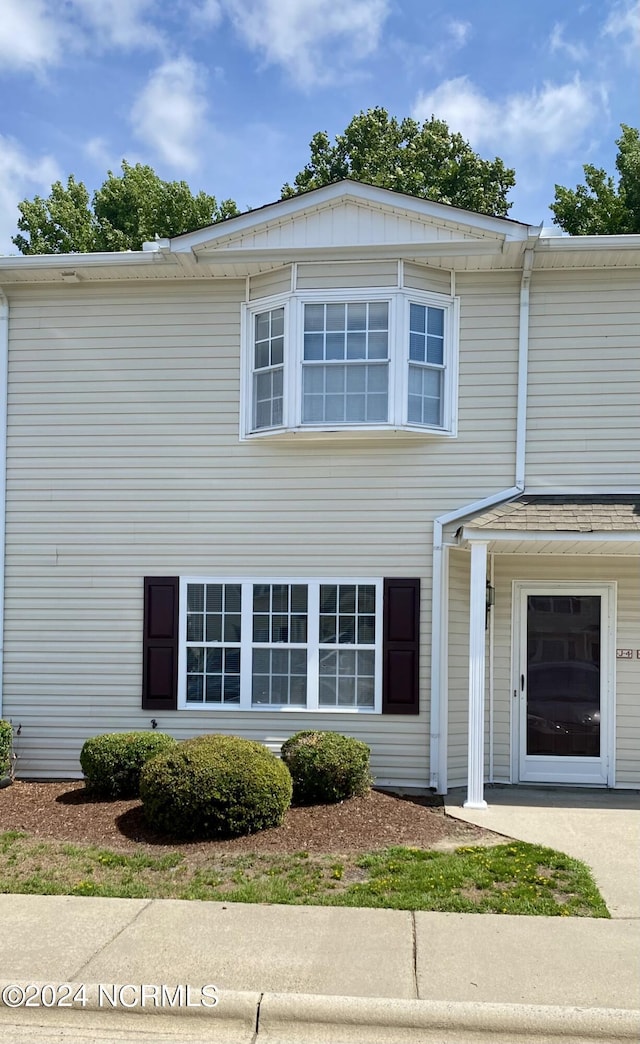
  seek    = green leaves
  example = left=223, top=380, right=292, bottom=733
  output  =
left=12, top=161, right=240, bottom=254
left=551, top=125, right=640, bottom=234
left=282, top=107, right=516, bottom=217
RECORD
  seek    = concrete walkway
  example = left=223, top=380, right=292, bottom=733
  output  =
left=445, top=786, right=640, bottom=919
left=0, top=893, right=638, bottom=1042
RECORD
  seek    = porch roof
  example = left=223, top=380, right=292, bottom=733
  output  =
left=464, top=495, right=640, bottom=532
left=459, top=495, right=640, bottom=554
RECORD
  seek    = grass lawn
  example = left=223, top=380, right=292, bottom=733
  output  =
left=0, top=831, right=609, bottom=916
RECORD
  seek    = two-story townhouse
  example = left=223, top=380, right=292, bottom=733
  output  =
left=0, top=181, right=638, bottom=806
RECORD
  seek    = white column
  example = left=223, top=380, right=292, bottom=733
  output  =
left=465, top=541, right=488, bottom=809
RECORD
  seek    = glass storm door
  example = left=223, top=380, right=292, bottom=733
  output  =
left=517, top=585, right=612, bottom=785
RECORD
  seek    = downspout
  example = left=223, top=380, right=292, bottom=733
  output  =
left=428, top=232, right=539, bottom=793
left=0, top=289, right=8, bottom=720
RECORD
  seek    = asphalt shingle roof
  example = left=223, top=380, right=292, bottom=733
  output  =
left=465, top=495, right=640, bottom=532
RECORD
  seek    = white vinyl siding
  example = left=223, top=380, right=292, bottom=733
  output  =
left=526, top=270, right=640, bottom=488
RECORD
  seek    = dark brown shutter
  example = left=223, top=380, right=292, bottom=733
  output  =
left=382, top=578, right=420, bottom=715
left=142, top=577, right=179, bottom=711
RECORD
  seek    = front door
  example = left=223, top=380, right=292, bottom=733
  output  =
left=515, top=583, right=614, bottom=785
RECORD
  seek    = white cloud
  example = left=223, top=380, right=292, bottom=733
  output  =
left=413, top=75, right=599, bottom=157
left=69, top=0, right=164, bottom=51
left=603, top=0, right=640, bottom=56
left=0, top=137, right=59, bottom=255
left=189, top=0, right=223, bottom=26
left=0, top=0, right=72, bottom=72
left=447, top=19, right=471, bottom=47
left=549, top=22, right=588, bottom=62
left=130, top=57, right=209, bottom=171
left=221, top=0, right=390, bottom=87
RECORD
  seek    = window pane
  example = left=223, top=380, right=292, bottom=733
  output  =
left=339, top=616, right=356, bottom=643
left=407, top=364, right=442, bottom=427
left=187, top=584, right=204, bottom=612
left=206, top=614, right=222, bottom=642
left=347, top=332, right=366, bottom=359
left=339, top=586, right=356, bottom=612
left=368, top=302, right=388, bottom=330
left=187, top=614, right=203, bottom=642
left=224, top=676, right=240, bottom=702
left=347, top=303, right=367, bottom=329
left=304, top=303, right=325, bottom=331
left=410, top=303, right=425, bottom=334
left=326, top=303, right=345, bottom=331
left=409, top=331, right=426, bottom=362
left=326, top=333, right=345, bottom=360
left=186, top=676, right=203, bottom=702
left=367, top=332, right=388, bottom=359
left=357, top=677, right=375, bottom=708
left=255, top=312, right=270, bottom=340
left=271, top=308, right=284, bottom=337
left=271, top=337, right=284, bottom=366
left=226, top=584, right=242, bottom=613
left=255, top=343, right=270, bottom=369
left=358, top=586, right=376, bottom=613
left=224, top=614, right=241, bottom=641
left=320, top=585, right=337, bottom=612
left=291, top=585, right=308, bottom=612
left=304, top=333, right=324, bottom=361
left=427, top=307, right=444, bottom=337
left=206, top=584, right=222, bottom=612
left=205, top=675, right=222, bottom=703
left=427, top=336, right=443, bottom=366
left=358, top=615, right=376, bottom=643
left=206, top=647, right=223, bottom=673
left=187, top=647, right=204, bottom=673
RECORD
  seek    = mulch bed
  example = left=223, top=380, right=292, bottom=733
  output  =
left=0, top=781, right=501, bottom=859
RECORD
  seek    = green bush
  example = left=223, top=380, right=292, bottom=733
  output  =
left=280, top=730, right=372, bottom=805
left=0, top=720, right=13, bottom=778
left=139, top=734, right=293, bottom=839
left=80, top=731, right=177, bottom=799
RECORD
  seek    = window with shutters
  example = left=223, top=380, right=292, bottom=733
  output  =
left=242, top=288, right=458, bottom=439
left=178, top=577, right=383, bottom=712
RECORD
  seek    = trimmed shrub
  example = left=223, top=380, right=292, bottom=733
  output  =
left=80, top=731, right=177, bottom=799
left=280, top=730, right=372, bottom=805
left=0, top=720, right=13, bottom=778
left=140, top=734, right=293, bottom=839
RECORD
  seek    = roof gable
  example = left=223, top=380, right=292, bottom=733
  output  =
left=170, top=181, right=532, bottom=257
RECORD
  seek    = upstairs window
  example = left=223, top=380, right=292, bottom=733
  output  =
left=243, top=288, right=458, bottom=438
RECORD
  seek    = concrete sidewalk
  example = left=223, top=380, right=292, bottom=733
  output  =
left=445, top=786, right=640, bottom=919
left=0, top=893, right=638, bottom=1041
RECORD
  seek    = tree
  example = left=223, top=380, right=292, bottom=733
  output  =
left=12, top=161, right=239, bottom=254
left=551, top=125, right=640, bottom=235
left=282, top=107, right=516, bottom=217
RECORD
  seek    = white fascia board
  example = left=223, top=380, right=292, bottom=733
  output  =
left=198, top=241, right=505, bottom=265
left=171, top=181, right=531, bottom=254
left=0, top=250, right=160, bottom=273
left=536, top=234, right=640, bottom=253
left=462, top=528, right=640, bottom=543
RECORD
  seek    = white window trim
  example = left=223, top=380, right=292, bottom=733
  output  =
left=178, top=576, right=383, bottom=713
left=240, top=288, right=459, bottom=440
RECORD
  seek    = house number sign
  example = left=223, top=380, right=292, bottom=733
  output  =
left=616, top=649, right=633, bottom=659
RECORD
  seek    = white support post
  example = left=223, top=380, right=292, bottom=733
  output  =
left=465, top=541, right=488, bottom=809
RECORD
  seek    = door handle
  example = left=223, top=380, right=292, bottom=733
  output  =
left=521, top=674, right=525, bottom=691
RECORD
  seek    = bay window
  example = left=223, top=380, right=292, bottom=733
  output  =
left=243, top=287, right=458, bottom=438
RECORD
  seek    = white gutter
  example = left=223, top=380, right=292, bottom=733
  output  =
left=428, top=231, right=540, bottom=793
left=0, top=289, right=8, bottom=719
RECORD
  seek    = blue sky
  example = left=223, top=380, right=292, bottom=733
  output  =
left=0, top=0, right=638, bottom=253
